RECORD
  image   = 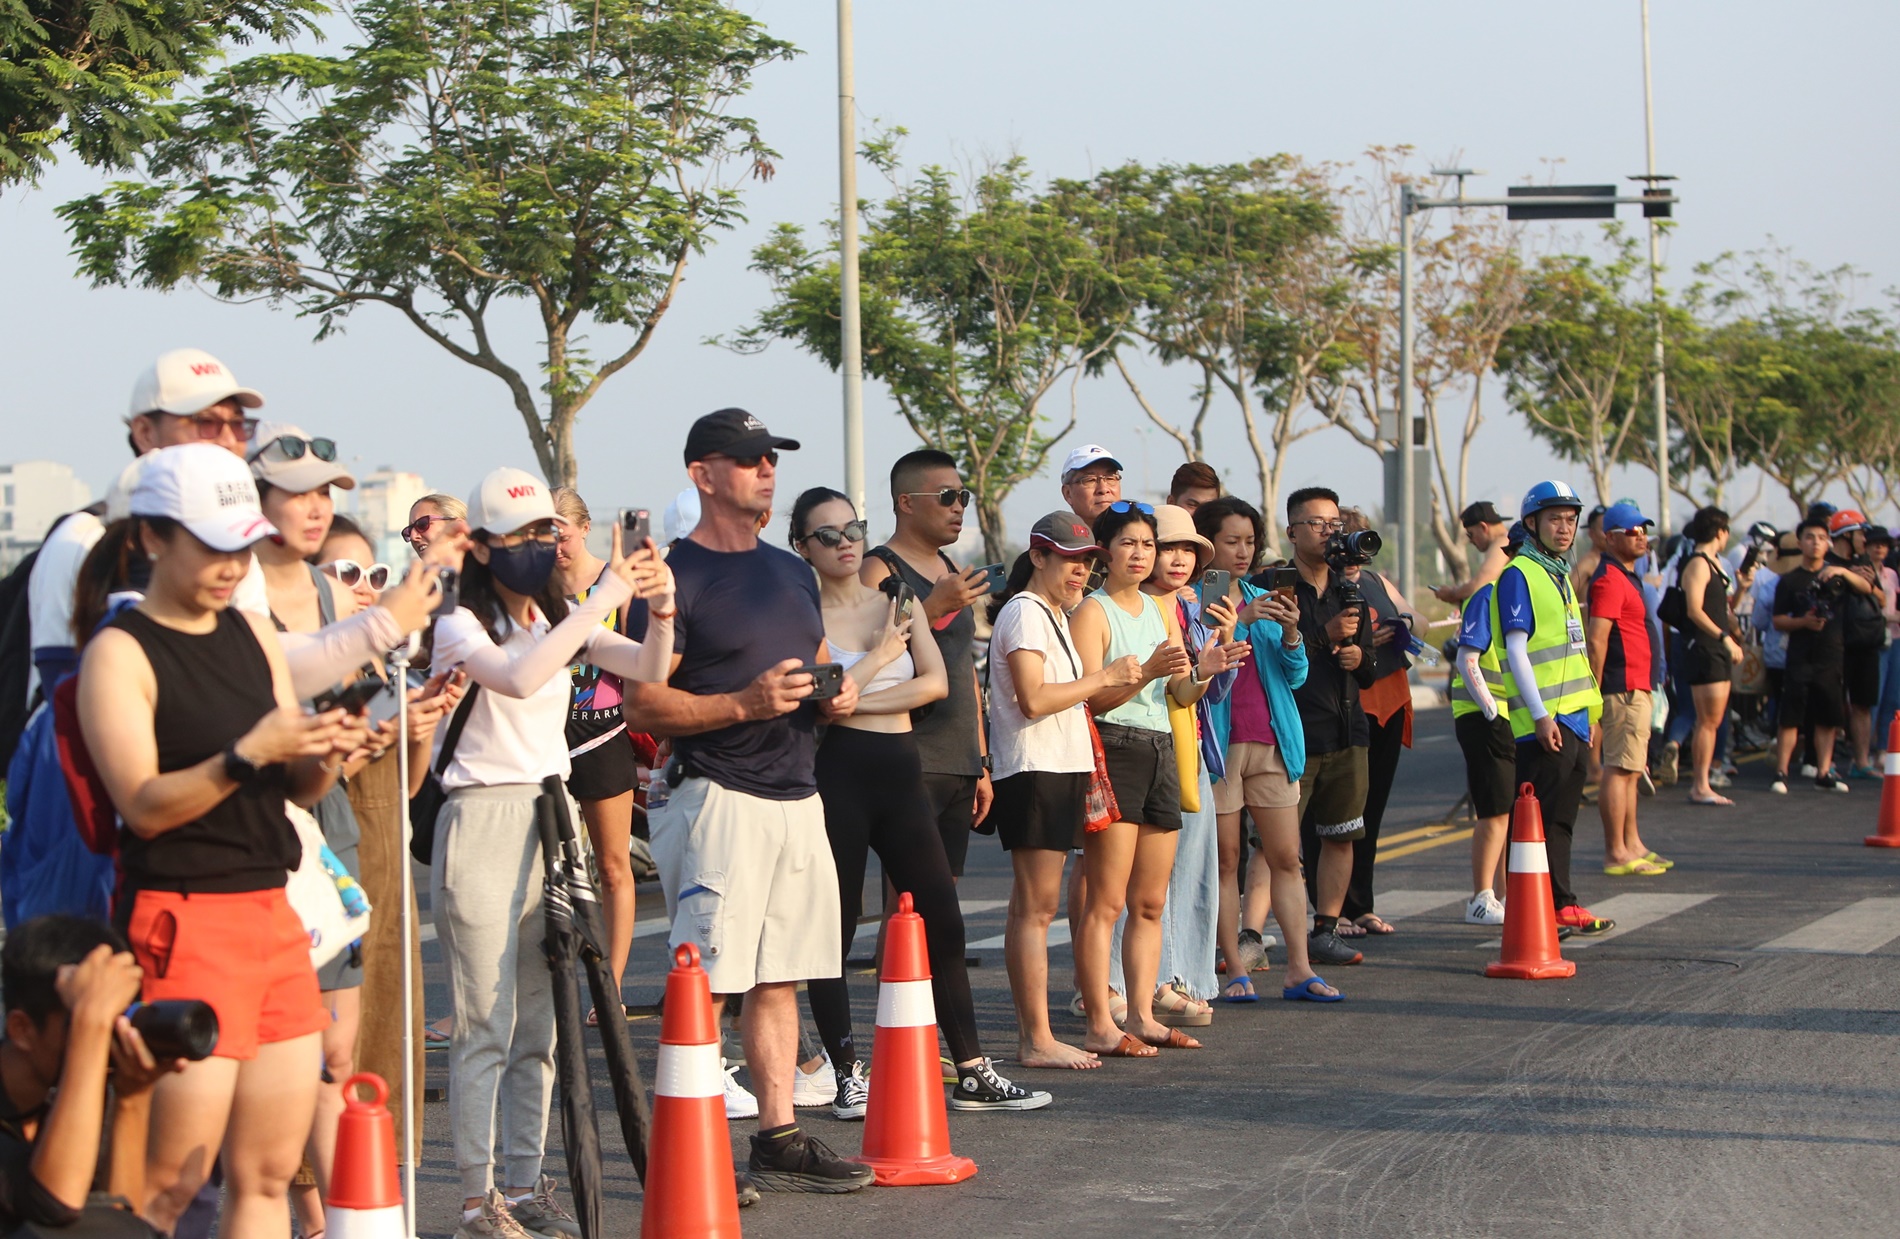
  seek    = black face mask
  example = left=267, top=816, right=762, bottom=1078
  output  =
left=486, top=540, right=558, bottom=597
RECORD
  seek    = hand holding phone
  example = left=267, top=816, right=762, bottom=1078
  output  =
left=620, top=508, right=652, bottom=547
left=789, top=662, right=846, bottom=701
left=1196, top=569, right=1233, bottom=607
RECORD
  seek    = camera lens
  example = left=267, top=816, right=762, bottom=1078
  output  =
left=126, top=999, right=220, bottom=1061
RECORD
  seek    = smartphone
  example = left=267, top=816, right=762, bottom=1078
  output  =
left=1268, top=566, right=1300, bottom=604
left=365, top=678, right=401, bottom=728
left=432, top=567, right=460, bottom=619
left=880, top=576, right=916, bottom=621
left=976, top=563, right=1009, bottom=595
left=1197, top=569, right=1232, bottom=607
left=790, top=662, right=845, bottom=701
left=620, top=507, right=651, bottom=547
left=314, top=676, right=385, bottom=716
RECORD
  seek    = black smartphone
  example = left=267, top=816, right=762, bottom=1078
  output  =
left=790, top=662, right=845, bottom=701
left=432, top=567, right=460, bottom=619
left=1197, top=569, right=1232, bottom=607
left=1268, top=566, right=1300, bottom=601
left=976, top=562, right=1008, bottom=595
left=620, top=507, right=651, bottom=546
left=879, top=576, right=916, bottom=621
left=314, top=676, right=385, bottom=716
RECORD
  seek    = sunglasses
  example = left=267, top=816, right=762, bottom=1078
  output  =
left=321, top=559, right=392, bottom=590
left=162, top=410, right=260, bottom=441
left=485, top=521, right=560, bottom=549
left=1107, top=500, right=1155, bottom=515
left=707, top=450, right=778, bottom=470
left=904, top=488, right=973, bottom=509
left=401, top=514, right=459, bottom=544
left=802, top=520, right=868, bottom=549
left=250, top=434, right=338, bottom=464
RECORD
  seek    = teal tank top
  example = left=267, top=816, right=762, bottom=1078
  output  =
left=1090, top=588, right=1170, bottom=732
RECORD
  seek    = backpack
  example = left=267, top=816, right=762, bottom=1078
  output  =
left=3, top=696, right=115, bottom=929
left=0, top=545, right=42, bottom=770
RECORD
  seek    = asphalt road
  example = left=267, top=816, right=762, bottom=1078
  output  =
left=407, top=705, right=1900, bottom=1238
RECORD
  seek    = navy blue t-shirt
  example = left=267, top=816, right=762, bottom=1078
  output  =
left=668, top=538, right=825, bottom=800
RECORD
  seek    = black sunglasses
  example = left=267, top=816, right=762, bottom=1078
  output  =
left=709, top=450, right=779, bottom=470
left=904, top=487, right=973, bottom=509
left=250, top=434, right=338, bottom=464
left=401, top=513, right=458, bottom=544
left=802, top=520, right=868, bottom=549
left=1107, top=500, right=1155, bottom=515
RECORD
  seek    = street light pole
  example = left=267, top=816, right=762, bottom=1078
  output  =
left=1640, top=0, right=1671, bottom=534
left=1397, top=185, right=1417, bottom=603
left=836, top=0, right=866, bottom=517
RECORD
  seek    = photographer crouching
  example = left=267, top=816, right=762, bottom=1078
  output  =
left=0, top=916, right=188, bottom=1234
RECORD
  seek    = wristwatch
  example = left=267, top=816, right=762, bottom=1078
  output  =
left=980, top=755, right=993, bottom=774
left=223, top=742, right=262, bottom=786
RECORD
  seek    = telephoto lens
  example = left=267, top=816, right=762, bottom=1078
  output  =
left=126, top=999, right=220, bottom=1061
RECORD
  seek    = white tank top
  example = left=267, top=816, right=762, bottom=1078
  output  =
left=833, top=644, right=915, bottom=697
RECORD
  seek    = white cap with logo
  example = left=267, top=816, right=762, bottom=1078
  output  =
left=1060, top=443, right=1122, bottom=480
left=130, top=444, right=279, bottom=551
left=127, top=348, right=265, bottom=419
left=467, top=467, right=556, bottom=535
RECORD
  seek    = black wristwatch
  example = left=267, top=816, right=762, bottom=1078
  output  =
left=980, top=755, right=993, bottom=774
left=223, top=742, right=262, bottom=786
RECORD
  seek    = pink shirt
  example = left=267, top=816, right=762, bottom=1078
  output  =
left=1228, top=660, right=1279, bottom=747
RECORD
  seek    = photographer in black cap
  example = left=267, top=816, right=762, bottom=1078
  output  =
left=0, top=916, right=184, bottom=1233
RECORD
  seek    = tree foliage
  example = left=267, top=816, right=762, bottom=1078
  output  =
left=58, top=0, right=794, bottom=486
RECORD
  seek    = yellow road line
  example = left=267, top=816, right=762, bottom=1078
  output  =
left=1379, top=823, right=1453, bottom=847
left=1377, top=827, right=1475, bottom=863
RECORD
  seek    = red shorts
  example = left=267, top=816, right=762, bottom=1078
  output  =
left=127, top=888, right=329, bottom=1060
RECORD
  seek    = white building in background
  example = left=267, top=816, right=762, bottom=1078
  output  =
left=347, top=467, right=431, bottom=565
left=0, top=461, right=93, bottom=573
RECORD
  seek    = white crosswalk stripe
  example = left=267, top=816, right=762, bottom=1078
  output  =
left=1476, top=891, right=1716, bottom=950
left=1757, top=897, right=1900, bottom=955
left=1370, top=889, right=1466, bottom=921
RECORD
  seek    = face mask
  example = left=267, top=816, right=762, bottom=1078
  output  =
left=486, top=540, right=558, bottom=597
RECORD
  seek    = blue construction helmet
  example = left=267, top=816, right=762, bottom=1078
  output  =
left=1519, top=480, right=1585, bottom=520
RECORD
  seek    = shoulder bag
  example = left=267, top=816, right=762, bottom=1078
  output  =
left=408, top=685, right=480, bottom=865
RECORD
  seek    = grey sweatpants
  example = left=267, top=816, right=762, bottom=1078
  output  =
left=432, top=784, right=554, bottom=1199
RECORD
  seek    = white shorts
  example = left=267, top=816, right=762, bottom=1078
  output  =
left=650, top=777, right=842, bottom=995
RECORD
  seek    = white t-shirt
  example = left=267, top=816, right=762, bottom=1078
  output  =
left=987, top=593, right=1092, bottom=779
left=25, top=511, right=104, bottom=702
left=432, top=607, right=573, bottom=790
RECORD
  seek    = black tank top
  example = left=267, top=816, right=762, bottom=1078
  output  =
left=110, top=607, right=297, bottom=893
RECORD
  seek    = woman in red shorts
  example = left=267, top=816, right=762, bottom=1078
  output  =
left=75, top=443, right=360, bottom=1237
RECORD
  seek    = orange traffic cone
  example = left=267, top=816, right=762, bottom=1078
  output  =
left=640, top=944, right=742, bottom=1239
left=1867, top=716, right=1900, bottom=847
left=1485, top=783, right=1577, bottom=980
left=325, top=1074, right=404, bottom=1239
left=856, top=893, right=977, bottom=1187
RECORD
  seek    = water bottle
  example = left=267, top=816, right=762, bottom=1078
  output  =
left=1404, top=630, right=1442, bottom=668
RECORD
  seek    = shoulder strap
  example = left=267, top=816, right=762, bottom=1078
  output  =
left=434, top=684, right=482, bottom=777
left=1021, top=595, right=1081, bottom=679
left=308, top=563, right=337, bottom=626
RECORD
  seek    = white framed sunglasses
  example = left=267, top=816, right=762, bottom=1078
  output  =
left=320, top=558, right=392, bottom=591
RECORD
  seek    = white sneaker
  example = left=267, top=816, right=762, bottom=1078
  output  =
left=792, top=1051, right=837, bottom=1108
left=1465, top=890, right=1506, bottom=925
left=722, top=1060, right=758, bottom=1120
left=1800, top=763, right=1818, bottom=778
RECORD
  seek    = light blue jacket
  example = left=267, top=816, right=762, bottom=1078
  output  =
left=1204, top=579, right=1311, bottom=783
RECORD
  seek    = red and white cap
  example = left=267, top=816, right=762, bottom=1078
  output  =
left=130, top=444, right=278, bottom=551
left=127, top=348, right=265, bottom=418
left=467, top=466, right=556, bottom=535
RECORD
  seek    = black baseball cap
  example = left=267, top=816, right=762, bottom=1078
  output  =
left=1460, top=500, right=1506, bottom=528
left=683, top=407, right=801, bottom=466
left=1029, top=510, right=1102, bottom=555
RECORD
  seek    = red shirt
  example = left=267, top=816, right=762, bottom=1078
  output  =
left=1587, top=560, right=1652, bottom=694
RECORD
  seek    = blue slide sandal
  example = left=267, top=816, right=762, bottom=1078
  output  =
left=1283, top=976, right=1343, bottom=1003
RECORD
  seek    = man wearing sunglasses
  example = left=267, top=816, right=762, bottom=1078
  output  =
left=863, top=450, right=996, bottom=877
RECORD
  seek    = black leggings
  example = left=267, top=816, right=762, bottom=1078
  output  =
left=808, top=727, right=980, bottom=1066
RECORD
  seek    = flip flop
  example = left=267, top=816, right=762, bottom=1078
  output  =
left=1603, top=858, right=1668, bottom=876
left=1220, top=976, right=1259, bottom=1003
left=1095, top=1033, right=1159, bottom=1058
left=424, top=1020, right=452, bottom=1047
left=1283, top=976, right=1344, bottom=1003
left=1352, top=914, right=1396, bottom=935
left=1688, top=792, right=1734, bottom=806
left=1333, top=919, right=1369, bottom=938
left=1643, top=852, right=1676, bottom=870
left=1135, top=1027, right=1202, bottom=1050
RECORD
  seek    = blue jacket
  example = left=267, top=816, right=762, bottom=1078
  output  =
left=1204, top=580, right=1311, bottom=782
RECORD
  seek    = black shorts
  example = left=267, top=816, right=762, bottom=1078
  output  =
left=1684, top=639, right=1733, bottom=687
left=1455, top=710, right=1518, bottom=819
left=566, top=729, right=640, bottom=801
left=1297, top=745, right=1369, bottom=840
left=1093, top=720, right=1182, bottom=831
left=921, top=772, right=979, bottom=877
left=1845, top=646, right=1882, bottom=709
left=992, top=770, right=1087, bottom=852
left=1780, top=660, right=1845, bottom=731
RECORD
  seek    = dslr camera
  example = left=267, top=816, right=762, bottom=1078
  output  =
left=1324, top=528, right=1383, bottom=572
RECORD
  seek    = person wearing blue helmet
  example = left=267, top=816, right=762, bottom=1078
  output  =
left=1484, top=481, right=1615, bottom=935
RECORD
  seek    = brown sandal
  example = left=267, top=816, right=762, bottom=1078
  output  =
left=1136, top=1027, right=1202, bottom=1050
left=1095, top=1033, right=1160, bottom=1058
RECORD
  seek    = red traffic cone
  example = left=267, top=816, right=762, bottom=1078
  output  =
left=856, top=893, right=977, bottom=1187
left=1867, top=716, right=1900, bottom=847
left=1485, top=783, right=1577, bottom=980
left=640, top=944, right=742, bottom=1239
left=325, top=1074, right=405, bottom=1239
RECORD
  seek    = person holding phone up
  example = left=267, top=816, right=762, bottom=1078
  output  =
left=792, top=488, right=1050, bottom=1119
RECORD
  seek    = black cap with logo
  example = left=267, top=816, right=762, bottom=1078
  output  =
left=683, top=407, right=802, bottom=466
left=1460, top=500, right=1506, bottom=528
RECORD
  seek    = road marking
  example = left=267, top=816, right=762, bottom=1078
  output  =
left=1477, top=892, right=1716, bottom=950
left=844, top=899, right=1009, bottom=949
left=1757, top=897, right=1900, bottom=954
left=1372, top=890, right=1467, bottom=920
left=1378, top=827, right=1475, bottom=862
left=969, top=921, right=1071, bottom=952
left=425, top=899, right=1010, bottom=948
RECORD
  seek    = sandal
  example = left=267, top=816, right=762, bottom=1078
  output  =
left=1603, top=857, right=1667, bottom=876
left=1643, top=851, right=1675, bottom=870
left=1153, top=984, right=1212, bottom=1027
left=1068, top=990, right=1129, bottom=1025
left=1352, top=914, right=1396, bottom=936
left=1094, top=1033, right=1158, bottom=1058
left=1220, top=976, right=1259, bottom=1003
left=1333, top=919, right=1368, bottom=938
left=1688, top=791, right=1734, bottom=806
left=424, top=1018, right=452, bottom=1047
left=1282, top=976, right=1343, bottom=1003
left=1135, top=1027, right=1202, bottom=1050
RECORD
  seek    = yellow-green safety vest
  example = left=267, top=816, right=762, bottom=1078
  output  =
left=1487, top=560, right=1603, bottom=740
left=1448, top=593, right=1508, bottom=720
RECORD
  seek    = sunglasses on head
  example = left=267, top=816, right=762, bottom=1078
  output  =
left=249, top=433, right=338, bottom=465
left=1107, top=500, right=1154, bottom=515
left=321, top=559, right=392, bottom=590
left=904, top=487, right=973, bottom=509
left=802, top=519, right=868, bottom=549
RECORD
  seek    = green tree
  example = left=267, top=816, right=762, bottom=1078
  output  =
left=59, top=0, right=794, bottom=487
left=1, top=0, right=321, bottom=187
left=727, top=153, right=1124, bottom=561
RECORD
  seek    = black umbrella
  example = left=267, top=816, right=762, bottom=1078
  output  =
left=537, top=778, right=652, bottom=1181
left=536, top=785, right=604, bottom=1239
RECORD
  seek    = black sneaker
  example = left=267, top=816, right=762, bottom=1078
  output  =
left=1816, top=773, right=1851, bottom=794
left=746, top=1131, right=875, bottom=1194
left=949, top=1058, right=1052, bottom=1112
left=1307, top=930, right=1363, bottom=967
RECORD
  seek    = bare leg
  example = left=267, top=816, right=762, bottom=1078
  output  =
left=1240, top=847, right=1273, bottom=933
left=1621, top=770, right=1651, bottom=858
left=1215, top=811, right=1245, bottom=975
left=1119, top=827, right=1185, bottom=1045
left=742, top=981, right=799, bottom=1130
left=1065, top=862, right=1087, bottom=990
left=1256, top=804, right=1333, bottom=996
left=579, top=792, right=637, bottom=995
left=1472, top=813, right=1509, bottom=895
left=1077, top=821, right=1137, bottom=1053
left=1690, top=681, right=1732, bottom=798
left=1600, top=770, right=1638, bottom=864
left=142, top=1057, right=238, bottom=1229
left=1852, top=705, right=1873, bottom=768
left=217, top=1032, right=324, bottom=1239
left=1314, top=838, right=1354, bottom=919
left=1776, top=726, right=1800, bottom=776
left=1006, top=848, right=1097, bottom=1069
left=1814, top=726, right=1840, bottom=781
left=291, top=986, right=359, bottom=1223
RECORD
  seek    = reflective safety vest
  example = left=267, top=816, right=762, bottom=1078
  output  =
left=1448, top=594, right=1507, bottom=720
left=1488, top=559, right=1603, bottom=740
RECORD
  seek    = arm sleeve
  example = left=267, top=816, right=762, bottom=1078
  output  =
left=280, top=607, right=408, bottom=698
left=436, top=577, right=631, bottom=699
left=1496, top=569, right=1535, bottom=637
left=1457, top=646, right=1499, bottom=720
left=581, top=616, right=675, bottom=684
left=1504, top=629, right=1546, bottom=721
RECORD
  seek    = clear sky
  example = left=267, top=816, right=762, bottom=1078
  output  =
left=2, top=1, right=1894, bottom=548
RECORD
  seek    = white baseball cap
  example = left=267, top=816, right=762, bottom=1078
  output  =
left=467, top=467, right=556, bottom=535
left=104, top=458, right=148, bottom=523
left=130, top=443, right=279, bottom=551
left=247, top=420, right=357, bottom=493
left=127, top=348, right=265, bottom=419
left=1060, top=443, right=1122, bottom=480
left=662, top=487, right=701, bottom=543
